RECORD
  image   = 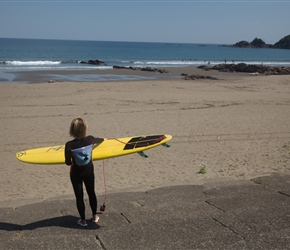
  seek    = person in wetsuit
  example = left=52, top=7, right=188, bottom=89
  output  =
left=65, top=117, right=104, bottom=227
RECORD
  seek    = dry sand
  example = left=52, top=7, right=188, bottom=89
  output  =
left=0, top=68, right=290, bottom=208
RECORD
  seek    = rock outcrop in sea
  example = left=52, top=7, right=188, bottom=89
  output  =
left=113, top=66, right=168, bottom=74
left=79, top=59, right=106, bottom=65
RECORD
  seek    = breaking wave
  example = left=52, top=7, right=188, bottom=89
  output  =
left=3, top=61, right=62, bottom=66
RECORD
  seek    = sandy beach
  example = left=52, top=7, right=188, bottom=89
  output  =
left=0, top=67, right=289, bottom=208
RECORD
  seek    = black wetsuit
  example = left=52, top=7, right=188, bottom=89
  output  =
left=65, top=135, right=104, bottom=220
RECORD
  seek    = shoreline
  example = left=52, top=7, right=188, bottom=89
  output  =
left=1, top=66, right=250, bottom=84
left=0, top=71, right=289, bottom=209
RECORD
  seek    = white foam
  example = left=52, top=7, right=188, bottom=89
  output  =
left=133, top=61, right=202, bottom=66
left=1, top=64, right=113, bottom=71
left=6, top=61, right=61, bottom=66
left=133, top=60, right=290, bottom=67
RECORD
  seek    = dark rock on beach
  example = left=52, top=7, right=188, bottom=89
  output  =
left=181, top=73, right=218, bottom=80
left=113, top=66, right=168, bottom=74
left=198, top=63, right=290, bottom=75
left=48, top=80, right=64, bottom=83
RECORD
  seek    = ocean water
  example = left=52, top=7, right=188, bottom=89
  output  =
left=1, top=38, right=290, bottom=82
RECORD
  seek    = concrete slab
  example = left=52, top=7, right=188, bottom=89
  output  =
left=0, top=173, right=290, bottom=249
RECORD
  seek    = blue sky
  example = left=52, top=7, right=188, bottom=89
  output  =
left=0, top=0, right=289, bottom=44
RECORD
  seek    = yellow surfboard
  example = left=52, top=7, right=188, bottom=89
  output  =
left=16, top=134, right=172, bottom=165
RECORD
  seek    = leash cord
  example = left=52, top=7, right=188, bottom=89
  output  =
left=100, top=135, right=166, bottom=208
left=102, top=159, right=107, bottom=205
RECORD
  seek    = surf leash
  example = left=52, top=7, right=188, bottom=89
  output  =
left=100, top=159, right=107, bottom=212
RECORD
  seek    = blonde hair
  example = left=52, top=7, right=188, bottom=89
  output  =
left=69, top=117, right=88, bottom=138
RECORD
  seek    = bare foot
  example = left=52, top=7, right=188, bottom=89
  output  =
left=92, top=215, right=99, bottom=223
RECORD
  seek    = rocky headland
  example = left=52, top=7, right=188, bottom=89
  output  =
left=226, top=34, right=290, bottom=49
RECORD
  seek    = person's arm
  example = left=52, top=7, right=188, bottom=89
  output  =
left=64, top=142, right=72, bottom=166
left=88, top=135, right=105, bottom=146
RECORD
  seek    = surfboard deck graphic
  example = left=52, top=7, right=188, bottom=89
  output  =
left=16, top=134, right=172, bottom=165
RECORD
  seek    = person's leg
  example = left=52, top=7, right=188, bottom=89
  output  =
left=70, top=174, right=86, bottom=222
left=83, top=172, right=98, bottom=222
